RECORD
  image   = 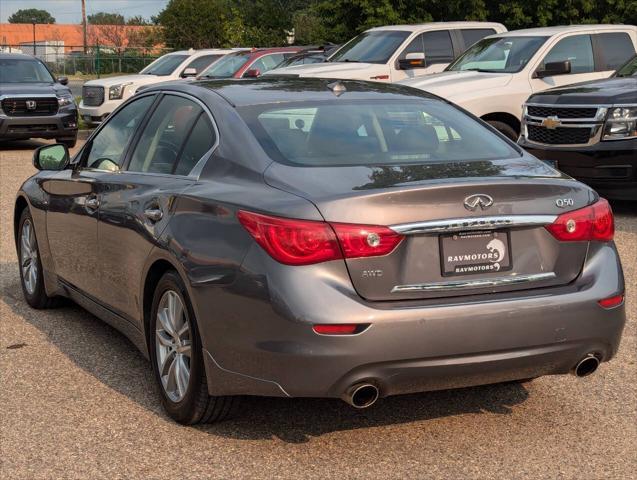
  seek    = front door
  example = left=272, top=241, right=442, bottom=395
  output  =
left=530, top=34, right=612, bottom=93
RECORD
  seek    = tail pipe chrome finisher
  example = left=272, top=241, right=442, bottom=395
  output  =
left=573, top=354, right=600, bottom=378
left=343, top=383, right=379, bottom=409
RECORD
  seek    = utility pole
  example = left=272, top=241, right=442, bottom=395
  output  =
left=31, top=18, right=36, bottom=55
left=82, top=0, right=88, bottom=54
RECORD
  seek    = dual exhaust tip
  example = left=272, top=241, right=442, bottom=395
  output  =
left=343, top=354, right=600, bottom=408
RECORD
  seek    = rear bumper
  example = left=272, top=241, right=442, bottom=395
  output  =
left=195, top=241, right=625, bottom=399
left=519, top=137, right=637, bottom=201
left=0, top=108, right=78, bottom=140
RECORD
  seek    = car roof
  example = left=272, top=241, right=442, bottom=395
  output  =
left=184, top=77, right=437, bottom=107
left=368, top=21, right=506, bottom=32
left=0, top=52, right=38, bottom=60
left=168, top=48, right=242, bottom=56
left=493, top=24, right=637, bottom=37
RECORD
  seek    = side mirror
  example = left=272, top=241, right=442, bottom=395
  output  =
left=57, top=76, right=69, bottom=85
left=33, top=144, right=70, bottom=171
left=398, top=52, right=426, bottom=70
left=243, top=68, right=261, bottom=78
left=181, top=67, right=197, bottom=78
left=535, top=60, right=571, bottom=78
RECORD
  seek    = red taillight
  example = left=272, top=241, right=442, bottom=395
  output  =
left=237, top=211, right=403, bottom=265
left=237, top=211, right=341, bottom=265
left=598, top=293, right=624, bottom=309
left=331, top=223, right=403, bottom=258
left=545, top=198, right=614, bottom=242
left=313, top=324, right=364, bottom=335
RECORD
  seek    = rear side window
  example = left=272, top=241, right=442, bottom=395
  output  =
left=422, top=31, right=455, bottom=64
left=542, top=35, right=594, bottom=74
left=595, top=33, right=636, bottom=70
left=185, top=54, right=222, bottom=74
left=461, top=29, right=496, bottom=49
left=243, top=100, right=518, bottom=167
left=128, top=95, right=202, bottom=174
left=174, top=114, right=216, bottom=176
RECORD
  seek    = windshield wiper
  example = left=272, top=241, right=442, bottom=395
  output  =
left=342, top=59, right=360, bottom=63
left=460, top=68, right=502, bottom=73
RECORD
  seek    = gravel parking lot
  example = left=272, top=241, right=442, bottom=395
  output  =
left=1, top=140, right=636, bottom=479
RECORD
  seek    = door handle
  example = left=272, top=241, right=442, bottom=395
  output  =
left=85, top=196, right=99, bottom=210
left=144, top=208, right=163, bottom=222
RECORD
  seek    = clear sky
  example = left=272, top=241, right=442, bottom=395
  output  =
left=0, top=0, right=170, bottom=23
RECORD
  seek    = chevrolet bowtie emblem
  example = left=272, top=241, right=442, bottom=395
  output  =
left=541, top=116, right=561, bottom=130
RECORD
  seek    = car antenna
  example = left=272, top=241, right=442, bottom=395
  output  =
left=327, top=80, right=346, bottom=97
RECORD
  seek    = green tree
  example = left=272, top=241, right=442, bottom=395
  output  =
left=157, top=0, right=233, bottom=48
left=127, top=15, right=151, bottom=26
left=8, top=8, right=55, bottom=24
left=88, top=12, right=126, bottom=25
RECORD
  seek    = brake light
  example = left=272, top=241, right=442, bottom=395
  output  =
left=237, top=211, right=341, bottom=265
left=598, top=293, right=624, bottom=309
left=545, top=198, right=614, bottom=242
left=237, top=211, right=404, bottom=265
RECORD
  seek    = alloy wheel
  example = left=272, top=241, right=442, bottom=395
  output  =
left=20, top=219, right=38, bottom=295
left=155, top=290, right=192, bottom=402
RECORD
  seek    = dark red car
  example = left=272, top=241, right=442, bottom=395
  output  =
left=198, top=47, right=303, bottom=79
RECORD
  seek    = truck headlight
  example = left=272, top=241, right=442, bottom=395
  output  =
left=57, top=94, right=75, bottom=107
left=602, top=106, right=637, bottom=140
left=109, top=83, right=132, bottom=100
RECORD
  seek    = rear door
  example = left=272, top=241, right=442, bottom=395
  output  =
left=44, top=93, right=156, bottom=298
left=96, top=92, right=217, bottom=322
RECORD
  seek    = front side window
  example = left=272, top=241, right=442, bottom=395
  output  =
left=596, top=33, right=636, bottom=71
left=422, top=30, right=455, bottom=64
left=184, top=54, right=223, bottom=74
left=245, top=54, right=286, bottom=76
left=85, top=95, right=155, bottom=171
left=242, top=100, right=518, bottom=167
left=127, top=95, right=202, bottom=174
left=329, top=30, right=411, bottom=64
left=461, top=29, right=496, bottom=49
left=199, top=52, right=251, bottom=78
left=447, top=36, right=548, bottom=73
left=0, top=58, right=54, bottom=83
left=140, top=54, right=189, bottom=76
left=542, top=35, right=594, bottom=74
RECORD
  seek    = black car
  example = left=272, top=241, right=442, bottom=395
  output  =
left=0, top=53, right=78, bottom=147
left=519, top=55, right=637, bottom=201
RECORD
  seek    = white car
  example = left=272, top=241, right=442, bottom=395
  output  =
left=264, top=22, right=507, bottom=82
left=79, top=49, right=241, bottom=126
left=398, top=25, right=637, bottom=140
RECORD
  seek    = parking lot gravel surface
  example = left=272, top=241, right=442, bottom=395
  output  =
left=1, top=140, right=636, bottom=479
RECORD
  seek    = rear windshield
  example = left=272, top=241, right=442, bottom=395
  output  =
left=240, top=100, right=519, bottom=167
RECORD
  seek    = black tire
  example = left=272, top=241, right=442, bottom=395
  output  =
left=17, top=208, right=59, bottom=309
left=487, top=120, right=519, bottom=142
left=149, top=270, right=237, bottom=424
left=58, top=137, right=77, bottom=148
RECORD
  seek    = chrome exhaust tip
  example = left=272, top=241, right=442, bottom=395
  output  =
left=573, top=354, right=600, bottom=378
left=343, top=383, right=379, bottom=409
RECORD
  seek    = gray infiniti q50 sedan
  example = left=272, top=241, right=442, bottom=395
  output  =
left=14, top=78, right=625, bottom=424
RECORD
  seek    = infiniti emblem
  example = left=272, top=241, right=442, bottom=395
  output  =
left=464, top=194, right=494, bottom=211
left=25, top=100, right=37, bottom=110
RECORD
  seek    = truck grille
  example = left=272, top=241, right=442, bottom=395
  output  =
left=1, top=97, right=59, bottom=116
left=82, top=86, right=105, bottom=106
left=527, top=125, right=593, bottom=145
left=527, top=106, right=599, bottom=119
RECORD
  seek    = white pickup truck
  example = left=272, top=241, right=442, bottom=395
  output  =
left=264, top=22, right=506, bottom=82
left=399, top=25, right=637, bottom=140
left=79, top=49, right=240, bottom=126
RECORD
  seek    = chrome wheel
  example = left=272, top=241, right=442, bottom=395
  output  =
left=20, top=219, right=38, bottom=295
left=155, top=290, right=192, bottom=402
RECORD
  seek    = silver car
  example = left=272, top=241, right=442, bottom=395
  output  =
left=15, top=78, right=625, bottom=424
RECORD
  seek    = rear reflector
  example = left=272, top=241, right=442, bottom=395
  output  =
left=545, top=198, right=614, bottom=242
left=598, top=293, right=624, bottom=309
left=238, top=210, right=403, bottom=265
left=313, top=324, right=365, bottom=335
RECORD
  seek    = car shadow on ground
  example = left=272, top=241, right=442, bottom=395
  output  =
left=1, top=261, right=529, bottom=444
